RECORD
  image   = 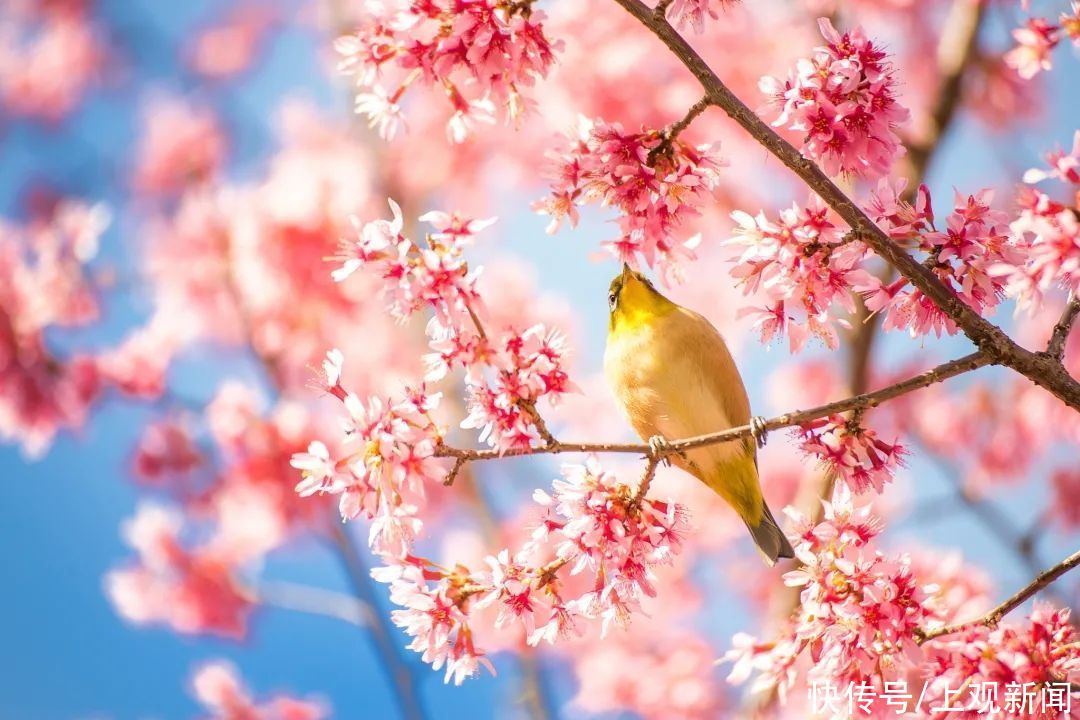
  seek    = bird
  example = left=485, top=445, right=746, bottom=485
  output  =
left=603, top=264, right=795, bottom=566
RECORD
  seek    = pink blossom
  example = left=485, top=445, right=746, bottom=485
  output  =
left=460, top=324, right=575, bottom=453
left=0, top=4, right=105, bottom=122
left=1004, top=17, right=1061, bottom=80
left=992, top=186, right=1080, bottom=311
left=725, top=196, right=873, bottom=352
left=1022, top=130, right=1080, bottom=185
left=105, top=503, right=254, bottom=639
left=333, top=200, right=486, bottom=323
left=797, top=414, right=907, bottom=494
left=664, top=0, right=740, bottom=33
left=759, top=18, right=909, bottom=178
left=723, top=485, right=933, bottom=695
left=537, top=116, right=725, bottom=277
left=132, top=420, right=203, bottom=485
left=191, top=659, right=327, bottom=720
left=862, top=188, right=1019, bottom=336
left=922, top=605, right=1079, bottom=719
left=0, top=199, right=107, bottom=455
left=132, top=96, right=226, bottom=196
left=185, top=6, right=274, bottom=80
left=334, top=1, right=560, bottom=141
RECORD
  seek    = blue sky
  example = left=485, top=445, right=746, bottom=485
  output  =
left=2, top=1, right=1078, bottom=719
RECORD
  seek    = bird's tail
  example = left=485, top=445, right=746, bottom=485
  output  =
left=744, top=499, right=795, bottom=567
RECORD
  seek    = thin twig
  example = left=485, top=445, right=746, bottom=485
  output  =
left=653, top=0, right=675, bottom=21
left=917, top=548, right=1080, bottom=643
left=609, top=0, right=1080, bottom=411
left=1047, top=293, right=1080, bottom=361
left=631, top=455, right=662, bottom=508
left=647, top=96, right=712, bottom=166
left=256, top=579, right=372, bottom=626
left=436, top=352, right=989, bottom=474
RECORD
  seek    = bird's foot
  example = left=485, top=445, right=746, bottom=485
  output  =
left=647, top=434, right=674, bottom=466
left=749, top=416, right=769, bottom=449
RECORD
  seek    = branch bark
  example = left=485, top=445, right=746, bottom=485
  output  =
left=437, top=352, right=990, bottom=472
left=917, top=548, right=1080, bottom=643
left=609, top=0, right=1080, bottom=411
left=1047, top=293, right=1080, bottom=361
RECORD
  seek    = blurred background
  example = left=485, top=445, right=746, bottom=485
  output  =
left=1, top=0, right=1078, bottom=718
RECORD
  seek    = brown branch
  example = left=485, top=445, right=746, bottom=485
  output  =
left=917, top=548, right=1080, bottom=643
left=905, top=0, right=986, bottom=179
left=1047, top=293, right=1080, bottom=361
left=330, top=521, right=428, bottom=720
left=609, top=0, right=1080, bottom=411
left=437, top=352, right=989, bottom=475
left=648, top=96, right=711, bottom=165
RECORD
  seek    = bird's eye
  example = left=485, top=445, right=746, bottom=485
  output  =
left=608, top=292, right=618, bottom=311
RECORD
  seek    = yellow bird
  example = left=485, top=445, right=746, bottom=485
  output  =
left=603, top=264, right=794, bottom=566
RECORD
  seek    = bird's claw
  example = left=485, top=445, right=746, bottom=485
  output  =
left=749, top=416, right=769, bottom=449
left=647, top=434, right=673, bottom=466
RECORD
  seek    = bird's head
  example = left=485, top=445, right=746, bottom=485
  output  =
left=607, top=264, right=673, bottom=332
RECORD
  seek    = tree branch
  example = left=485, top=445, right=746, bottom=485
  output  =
left=330, top=521, right=428, bottom=720
left=437, top=352, right=989, bottom=474
left=917, top=548, right=1080, bottom=643
left=608, top=0, right=1080, bottom=411
left=905, top=0, right=985, bottom=178
left=256, top=579, right=372, bottom=627
left=1047, top=293, right=1080, bottom=361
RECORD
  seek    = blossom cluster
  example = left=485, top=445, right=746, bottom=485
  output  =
left=0, top=1, right=105, bottom=122
left=105, top=504, right=254, bottom=639
left=861, top=182, right=1018, bottom=337
left=335, top=0, right=561, bottom=142
left=372, top=456, right=688, bottom=684
left=796, top=414, right=907, bottom=494
left=300, top=203, right=691, bottom=682
left=1004, top=3, right=1080, bottom=80
left=0, top=200, right=108, bottom=455
left=724, top=485, right=935, bottom=697
left=537, top=116, right=725, bottom=278
left=663, top=0, right=740, bottom=33
left=724, top=197, right=873, bottom=352
left=995, top=133, right=1080, bottom=310
left=760, top=18, right=909, bottom=178
left=191, top=660, right=327, bottom=720
left=291, top=381, right=444, bottom=558
left=922, top=605, right=1079, bottom=719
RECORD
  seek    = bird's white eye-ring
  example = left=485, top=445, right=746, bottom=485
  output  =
left=608, top=292, right=618, bottom=311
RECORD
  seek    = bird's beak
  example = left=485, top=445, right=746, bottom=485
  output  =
left=620, top=263, right=632, bottom=281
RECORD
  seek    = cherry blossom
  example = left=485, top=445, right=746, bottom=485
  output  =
left=664, top=0, right=740, bottom=33
left=371, top=456, right=689, bottom=682
left=922, top=605, right=1079, bottom=719
left=993, top=186, right=1080, bottom=311
left=335, top=0, right=561, bottom=142
left=723, top=485, right=934, bottom=697
left=797, top=414, right=907, bottom=494
left=862, top=187, right=1019, bottom=337
left=1022, top=130, right=1080, bottom=186
left=759, top=18, right=909, bottom=178
left=105, top=503, right=254, bottom=639
left=537, top=116, right=725, bottom=277
left=725, top=196, right=874, bottom=352
left=191, top=660, right=327, bottom=720
left=1005, top=17, right=1061, bottom=80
